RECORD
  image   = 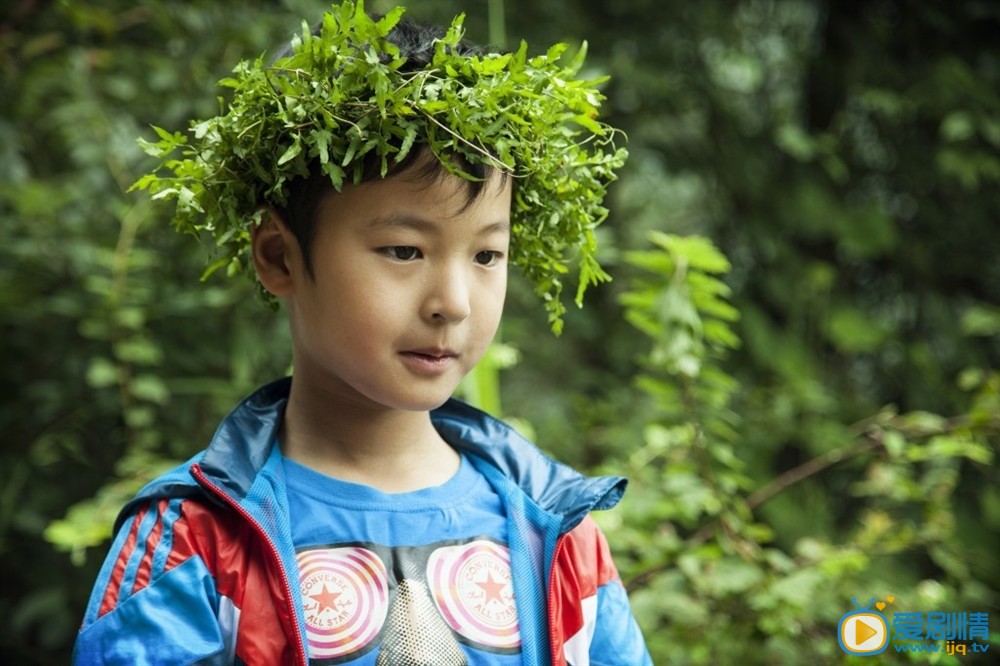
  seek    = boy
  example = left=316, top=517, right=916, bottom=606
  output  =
left=73, top=2, right=650, bottom=664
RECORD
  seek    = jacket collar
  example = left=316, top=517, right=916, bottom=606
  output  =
left=151, top=377, right=627, bottom=534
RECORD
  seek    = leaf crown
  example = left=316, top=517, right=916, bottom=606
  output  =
left=133, top=1, right=627, bottom=333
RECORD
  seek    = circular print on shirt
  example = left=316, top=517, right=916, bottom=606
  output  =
left=296, top=546, right=389, bottom=660
left=426, top=540, right=521, bottom=651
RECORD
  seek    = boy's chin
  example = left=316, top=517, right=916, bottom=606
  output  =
left=371, top=388, right=461, bottom=414
left=401, top=394, right=458, bottom=413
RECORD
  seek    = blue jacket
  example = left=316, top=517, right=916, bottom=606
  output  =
left=73, top=378, right=652, bottom=665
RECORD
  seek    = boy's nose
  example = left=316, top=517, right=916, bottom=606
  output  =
left=423, top=264, right=471, bottom=323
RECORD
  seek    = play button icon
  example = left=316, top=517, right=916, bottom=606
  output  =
left=854, top=618, right=877, bottom=644
left=838, top=610, right=888, bottom=655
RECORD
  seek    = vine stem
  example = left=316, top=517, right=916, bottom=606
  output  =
left=746, top=409, right=979, bottom=515
left=745, top=430, right=884, bottom=511
left=415, top=107, right=509, bottom=171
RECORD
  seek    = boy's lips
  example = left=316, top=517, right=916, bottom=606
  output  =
left=399, top=348, right=460, bottom=374
left=402, top=347, right=459, bottom=358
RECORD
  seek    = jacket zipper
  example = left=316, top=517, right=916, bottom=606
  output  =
left=192, top=463, right=309, bottom=666
left=547, top=532, right=568, bottom=666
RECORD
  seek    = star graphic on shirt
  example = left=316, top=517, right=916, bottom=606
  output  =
left=309, top=584, right=342, bottom=614
left=476, top=571, right=507, bottom=606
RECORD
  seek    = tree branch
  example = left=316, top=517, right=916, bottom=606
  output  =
left=745, top=430, right=884, bottom=511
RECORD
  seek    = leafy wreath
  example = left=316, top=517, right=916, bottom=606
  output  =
left=133, top=1, right=627, bottom=333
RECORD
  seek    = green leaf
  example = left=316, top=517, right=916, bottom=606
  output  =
left=825, top=306, right=890, bottom=354
left=130, top=374, right=170, bottom=405
left=277, top=140, right=302, bottom=166
left=960, top=304, right=1000, bottom=336
left=85, top=358, right=118, bottom=389
left=941, top=111, right=975, bottom=142
left=775, top=124, right=815, bottom=161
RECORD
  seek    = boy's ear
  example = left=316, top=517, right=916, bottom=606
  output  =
left=251, top=207, right=296, bottom=297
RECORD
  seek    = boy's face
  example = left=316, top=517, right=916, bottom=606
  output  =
left=267, top=160, right=511, bottom=413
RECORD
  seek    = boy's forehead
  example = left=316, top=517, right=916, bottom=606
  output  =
left=319, top=167, right=512, bottom=226
left=320, top=157, right=512, bottom=222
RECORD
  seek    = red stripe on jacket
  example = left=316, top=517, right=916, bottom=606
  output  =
left=98, top=503, right=150, bottom=618
left=131, top=499, right=168, bottom=595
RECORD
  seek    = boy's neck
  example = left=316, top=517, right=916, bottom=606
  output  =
left=278, top=378, right=461, bottom=494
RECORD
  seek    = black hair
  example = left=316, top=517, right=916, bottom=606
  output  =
left=272, top=14, right=507, bottom=276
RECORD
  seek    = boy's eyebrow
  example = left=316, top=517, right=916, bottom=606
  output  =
left=479, top=220, right=512, bottom=235
left=367, top=213, right=435, bottom=232
left=367, top=213, right=510, bottom=235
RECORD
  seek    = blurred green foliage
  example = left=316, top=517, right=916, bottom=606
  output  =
left=2, top=0, right=997, bottom=663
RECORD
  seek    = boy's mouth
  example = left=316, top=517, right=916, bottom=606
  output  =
left=399, top=348, right=459, bottom=373
left=401, top=348, right=458, bottom=361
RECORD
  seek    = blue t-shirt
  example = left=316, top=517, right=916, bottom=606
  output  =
left=283, top=453, right=523, bottom=665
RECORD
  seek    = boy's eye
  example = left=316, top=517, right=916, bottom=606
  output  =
left=474, top=250, right=503, bottom=267
left=382, top=246, right=422, bottom=261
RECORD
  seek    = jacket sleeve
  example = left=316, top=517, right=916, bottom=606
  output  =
left=549, top=515, right=652, bottom=666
